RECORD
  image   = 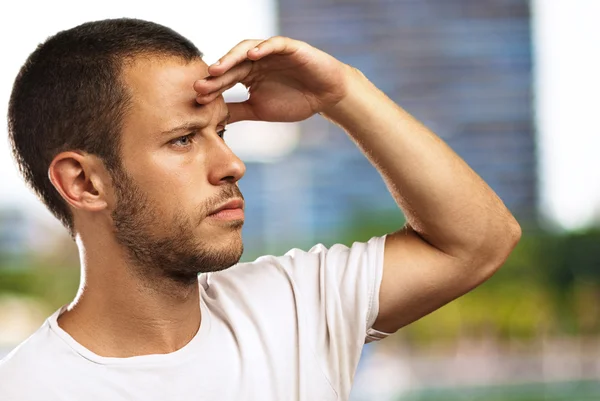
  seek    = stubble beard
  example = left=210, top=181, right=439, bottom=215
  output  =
left=110, top=169, right=244, bottom=287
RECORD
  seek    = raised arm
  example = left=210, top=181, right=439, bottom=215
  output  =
left=194, top=36, right=521, bottom=335
left=322, top=68, right=521, bottom=333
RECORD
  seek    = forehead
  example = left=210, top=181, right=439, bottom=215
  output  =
left=120, top=56, right=226, bottom=133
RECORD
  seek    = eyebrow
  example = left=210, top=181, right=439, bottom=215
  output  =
left=157, top=112, right=231, bottom=137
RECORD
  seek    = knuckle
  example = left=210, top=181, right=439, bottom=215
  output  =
left=219, top=79, right=232, bottom=91
left=294, top=38, right=308, bottom=47
left=240, top=39, right=261, bottom=47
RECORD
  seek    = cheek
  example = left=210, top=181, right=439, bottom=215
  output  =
left=147, top=155, right=211, bottom=211
left=142, top=150, right=206, bottom=190
left=122, top=147, right=211, bottom=212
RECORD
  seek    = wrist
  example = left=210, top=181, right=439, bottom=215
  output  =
left=320, top=65, right=379, bottom=127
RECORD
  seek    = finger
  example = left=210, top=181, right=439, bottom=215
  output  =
left=246, top=36, right=304, bottom=61
left=195, top=81, right=239, bottom=105
left=226, top=101, right=257, bottom=123
left=208, top=39, right=263, bottom=76
left=194, top=60, right=252, bottom=96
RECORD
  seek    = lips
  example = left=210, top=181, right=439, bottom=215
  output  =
left=208, top=199, right=244, bottom=216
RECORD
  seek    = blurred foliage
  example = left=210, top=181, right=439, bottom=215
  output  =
left=1, top=215, right=599, bottom=343
left=335, top=212, right=600, bottom=344
left=398, top=380, right=600, bottom=401
left=0, top=260, right=79, bottom=314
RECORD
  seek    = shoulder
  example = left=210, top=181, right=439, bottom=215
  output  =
left=198, top=242, right=338, bottom=313
left=1, top=323, right=48, bottom=369
left=199, top=235, right=386, bottom=308
left=200, top=241, right=339, bottom=292
left=202, top=236, right=386, bottom=285
left=0, top=320, right=62, bottom=395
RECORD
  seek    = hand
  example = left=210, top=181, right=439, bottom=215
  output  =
left=193, top=36, right=354, bottom=124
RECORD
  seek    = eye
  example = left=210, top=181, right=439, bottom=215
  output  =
left=218, top=128, right=227, bottom=139
left=170, top=133, right=196, bottom=148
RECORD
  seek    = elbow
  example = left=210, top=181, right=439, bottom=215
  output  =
left=468, top=215, right=522, bottom=284
left=507, top=216, right=523, bottom=249
left=482, top=215, right=522, bottom=275
left=501, top=214, right=522, bottom=257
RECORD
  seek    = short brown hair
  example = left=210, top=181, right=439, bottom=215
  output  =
left=8, top=18, right=202, bottom=238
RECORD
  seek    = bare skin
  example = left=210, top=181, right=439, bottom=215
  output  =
left=48, top=36, right=520, bottom=358
left=51, top=58, right=245, bottom=357
left=195, top=37, right=521, bottom=333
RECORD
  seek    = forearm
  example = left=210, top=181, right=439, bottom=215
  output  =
left=322, top=67, right=520, bottom=259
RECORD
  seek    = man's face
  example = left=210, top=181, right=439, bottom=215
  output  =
left=110, top=56, right=246, bottom=284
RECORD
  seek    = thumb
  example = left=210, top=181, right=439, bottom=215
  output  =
left=226, top=101, right=258, bottom=124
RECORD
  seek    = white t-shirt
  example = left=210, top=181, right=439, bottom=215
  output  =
left=0, top=236, right=390, bottom=401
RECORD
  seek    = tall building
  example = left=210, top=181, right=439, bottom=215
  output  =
left=239, top=0, right=536, bottom=256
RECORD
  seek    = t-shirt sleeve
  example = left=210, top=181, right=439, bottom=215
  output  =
left=282, top=235, right=391, bottom=395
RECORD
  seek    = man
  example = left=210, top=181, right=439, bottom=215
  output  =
left=0, top=18, right=520, bottom=400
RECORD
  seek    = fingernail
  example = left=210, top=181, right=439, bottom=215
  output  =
left=253, top=47, right=260, bottom=52
left=211, top=60, right=221, bottom=67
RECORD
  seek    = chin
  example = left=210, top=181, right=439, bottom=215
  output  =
left=227, top=235, right=244, bottom=262
left=199, top=219, right=243, bottom=238
left=211, top=229, right=244, bottom=260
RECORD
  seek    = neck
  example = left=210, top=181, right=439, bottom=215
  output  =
left=57, top=233, right=202, bottom=358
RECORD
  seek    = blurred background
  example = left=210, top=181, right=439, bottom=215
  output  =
left=1, top=0, right=599, bottom=400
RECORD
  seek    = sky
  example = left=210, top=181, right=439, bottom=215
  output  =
left=0, top=0, right=599, bottom=231
left=532, top=0, right=600, bottom=229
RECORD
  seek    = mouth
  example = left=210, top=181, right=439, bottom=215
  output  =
left=207, top=199, right=245, bottom=221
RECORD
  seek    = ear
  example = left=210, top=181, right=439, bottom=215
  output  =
left=48, top=151, right=110, bottom=212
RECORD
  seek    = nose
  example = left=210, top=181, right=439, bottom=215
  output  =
left=207, top=135, right=246, bottom=185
